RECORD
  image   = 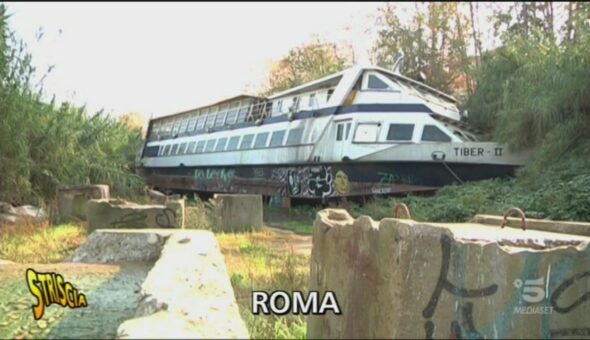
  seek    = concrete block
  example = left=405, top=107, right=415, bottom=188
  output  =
left=57, top=184, right=110, bottom=220
left=308, top=209, right=590, bottom=339
left=67, top=229, right=169, bottom=263
left=117, top=230, right=249, bottom=339
left=212, top=194, right=263, bottom=232
left=86, top=199, right=184, bottom=231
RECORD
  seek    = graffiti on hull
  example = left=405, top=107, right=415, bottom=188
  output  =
left=272, top=165, right=335, bottom=198
left=191, top=165, right=418, bottom=198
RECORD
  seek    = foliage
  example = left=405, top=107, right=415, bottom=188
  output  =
left=372, top=2, right=474, bottom=97
left=0, top=4, right=145, bottom=206
left=262, top=39, right=351, bottom=95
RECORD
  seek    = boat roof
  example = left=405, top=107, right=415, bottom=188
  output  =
left=152, top=94, right=263, bottom=122
left=268, top=64, right=457, bottom=103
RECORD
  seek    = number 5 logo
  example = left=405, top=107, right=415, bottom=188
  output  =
left=514, top=277, right=545, bottom=303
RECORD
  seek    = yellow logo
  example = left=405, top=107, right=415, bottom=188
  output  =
left=26, top=268, right=88, bottom=320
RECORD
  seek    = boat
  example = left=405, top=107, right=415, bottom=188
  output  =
left=137, top=60, right=530, bottom=202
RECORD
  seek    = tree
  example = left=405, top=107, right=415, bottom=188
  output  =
left=0, top=4, right=144, bottom=205
left=372, top=3, right=473, bottom=97
left=262, top=39, right=351, bottom=95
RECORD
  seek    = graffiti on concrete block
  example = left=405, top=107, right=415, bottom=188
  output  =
left=155, top=208, right=177, bottom=228
left=110, top=212, right=148, bottom=228
left=422, top=233, right=498, bottom=339
left=109, top=209, right=177, bottom=228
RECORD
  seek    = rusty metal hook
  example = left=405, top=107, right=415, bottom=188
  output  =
left=500, top=207, right=527, bottom=231
left=393, top=203, right=412, bottom=219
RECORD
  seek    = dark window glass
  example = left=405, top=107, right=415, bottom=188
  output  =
left=195, top=140, right=206, bottom=153
left=187, top=141, right=196, bottom=153
left=179, top=142, right=188, bottom=154
left=269, top=130, right=286, bottom=147
left=240, top=134, right=254, bottom=149
left=226, top=136, right=240, bottom=151
left=368, top=75, right=390, bottom=89
left=163, top=144, right=171, bottom=155
left=345, top=122, right=352, bottom=139
left=144, top=146, right=159, bottom=157
left=171, top=144, right=179, bottom=155
left=386, top=124, right=414, bottom=141
left=215, top=137, right=228, bottom=151
left=422, top=125, right=452, bottom=142
left=336, top=124, right=344, bottom=141
left=254, top=132, right=269, bottom=148
left=205, top=139, right=216, bottom=152
left=286, top=128, right=304, bottom=146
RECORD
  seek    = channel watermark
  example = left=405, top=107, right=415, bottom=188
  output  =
left=512, top=277, right=553, bottom=315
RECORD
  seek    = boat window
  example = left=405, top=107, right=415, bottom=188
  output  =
left=215, top=137, right=228, bottom=152
left=240, top=134, right=255, bottom=149
left=336, top=124, right=344, bottom=141
left=157, top=145, right=164, bottom=156
left=187, top=118, right=196, bottom=132
left=354, top=123, right=380, bottom=143
left=170, top=144, right=179, bottom=155
left=368, top=75, right=390, bottom=90
left=236, top=105, right=249, bottom=123
left=327, top=89, right=334, bottom=101
left=386, top=124, right=414, bottom=141
left=144, top=145, right=160, bottom=157
left=422, top=125, right=452, bottom=142
left=254, top=132, right=269, bottom=148
left=187, top=141, right=196, bottom=154
left=214, top=111, right=225, bottom=127
left=196, top=116, right=206, bottom=130
left=286, top=127, right=304, bottom=146
left=205, top=139, right=216, bottom=152
left=289, top=97, right=300, bottom=112
left=195, top=140, right=206, bottom=153
left=225, top=109, right=238, bottom=125
left=308, top=93, right=316, bottom=108
left=179, top=142, right=188, bottom=154
left=269, top=130, right=286, bottom=147
left=205, top=114, right=216, bottom=128
left=163, top=144, right=172, bottom=155
left=179, top=120, right=188, bottom=134
left=226, top=136, right=241, bottom=151
left=345, top=122, right=352, bottom=139
left=171, top=122, right=180, bottom=135
left=274, top=100, right=283, bottom=115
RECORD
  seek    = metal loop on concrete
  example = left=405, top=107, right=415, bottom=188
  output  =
left=500, top=207, right=527, bottom=231
left=393, top=203, right=412, bottom=219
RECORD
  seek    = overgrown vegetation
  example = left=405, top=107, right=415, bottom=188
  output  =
left=0, top=4, right=144, bottom=207
left=0, top=220, right=86, bottom=263
left=217, top=232, right=309, bottom=339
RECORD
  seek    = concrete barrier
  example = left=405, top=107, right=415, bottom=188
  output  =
left=86, top=198, right=184, bottom=231
left=472, top=214, right=590, bottom=237
left=212, top=194, right=263, bottom=232
left=68, top=229, right=168, bottom=263
left=57, top=184, right=110, bottom=221
left=116, top=230, right=249, bottom=339
left=308, top=209, right=590, bottom=339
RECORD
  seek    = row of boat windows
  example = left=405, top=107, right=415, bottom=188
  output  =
left=149, top=88, right=336, bottom=139
left=348, top=123, right=454, bottom=143
left=154, top=127, right=305, bottom=157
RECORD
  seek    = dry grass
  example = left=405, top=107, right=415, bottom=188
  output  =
left=217, top=231, right=310, bottom=339
left=0, top=219, right=87, bottom=263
